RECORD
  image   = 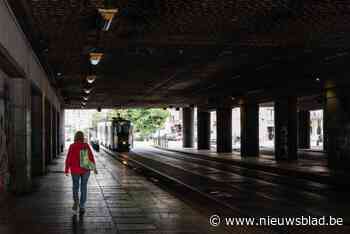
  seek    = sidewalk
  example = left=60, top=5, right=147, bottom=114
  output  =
left=156, top=146, right=350, bottom=187
left=0, top=150, right=232, bottom=234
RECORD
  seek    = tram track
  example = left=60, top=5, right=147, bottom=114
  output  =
left=103, top=146, right=350, bottom=224
left=137, top=148, right=336, bottom=195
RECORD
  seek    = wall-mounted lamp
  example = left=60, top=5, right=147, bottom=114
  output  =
left=90, top=52, right=104, bottom=65
left=98, top=8, right=119, bottom=31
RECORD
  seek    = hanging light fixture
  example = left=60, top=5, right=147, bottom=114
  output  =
left=89, top=52, right=104, bottom=65
left=82, top=101, right=87, bottom=106
left=84, top=88, right=92, bottom=94
left=83, top=96, right=89, bottom=101
left=86, top=75, right=97, bottom=84
left=98, top=8, right=119, bottom=31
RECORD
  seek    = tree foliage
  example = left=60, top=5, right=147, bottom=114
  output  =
left=91, top=108, right=170, bottom=138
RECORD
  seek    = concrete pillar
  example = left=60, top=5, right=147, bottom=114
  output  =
left=182, top=107, right=194, bottom=148
left=275, top=97, right=298, bottom=160
left=323, top=107, right=328, bottom=153
left=298, top=110, right=310, bottom=149
left=240, top=102, right=259, bottom=157
left=197, top=108, right=211, bottom=150
left=55, top=109, right=58, bottom=156
left=31, top=90, right=45, bottom=176
left=0, top=72, right=10, bottom=193
left=216, top=107, right=232, bottom=153
left=59, top=110, right=65, bottom=152
left=45, top=100, right=52, bottom=164
left=56, top=111, right=60, bottom=154
left=52, top=108, right=57, bottom=158
left=324, top=88, right=350, bottom=168
left=41, top=94, right=46, bottom=168
left=10, top=78, right=31, bottom=193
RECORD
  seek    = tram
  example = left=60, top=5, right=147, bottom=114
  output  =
left=97, top=117, right=133, bottom=152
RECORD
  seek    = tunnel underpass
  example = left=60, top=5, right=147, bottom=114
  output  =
left=1, top=0, right=350, bottom=233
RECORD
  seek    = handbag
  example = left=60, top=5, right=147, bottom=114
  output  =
left=80, top=147, right=95, bottom=170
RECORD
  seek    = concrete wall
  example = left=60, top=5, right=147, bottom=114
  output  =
left=0, top=0, right=63, bottom=194
left=0, top=0, right=60, bottom=111
left=0, top=69, right=10, bottom=193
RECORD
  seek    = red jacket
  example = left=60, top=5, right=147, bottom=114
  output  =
left=65, top=142, right=96, bottom=174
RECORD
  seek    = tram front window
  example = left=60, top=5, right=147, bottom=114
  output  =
left=117, top=122, right=130, bottom=136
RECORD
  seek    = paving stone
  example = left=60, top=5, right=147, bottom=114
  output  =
left=0, top=151, right=236, bottom=234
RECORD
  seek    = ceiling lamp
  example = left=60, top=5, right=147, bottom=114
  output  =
left=84, top=88, right=92, bottom=94
left=87, top=75, right=97, bottom=84
left=89, top=52, right=103, bottom=65
left=82, top=101, right=87, bottom=106
left=98, top=8, right=119, bottom=31
left=83, top=96, right=89, bottom=101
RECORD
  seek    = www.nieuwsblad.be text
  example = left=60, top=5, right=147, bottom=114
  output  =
left=209, top=215, right=343, bottom=227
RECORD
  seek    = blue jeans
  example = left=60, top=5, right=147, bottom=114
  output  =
left=72, top=171, right=90, bottom=209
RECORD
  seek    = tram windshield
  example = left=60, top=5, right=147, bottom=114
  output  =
left=116, top=121, right=130, bottom=136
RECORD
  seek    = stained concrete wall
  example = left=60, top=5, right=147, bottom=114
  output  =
left=0, top=70, right=10, bottom=193
left=0, top=0, right=63, bottom=194
left=0, top=0, right=60, bottom=111
left=9, top=78, right=32, bottom=193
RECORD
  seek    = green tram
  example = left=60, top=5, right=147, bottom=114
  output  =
left=97, top=117, right=133, bottom=152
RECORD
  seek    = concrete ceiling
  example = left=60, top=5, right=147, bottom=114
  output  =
left=8, top=0, right=350, bottom=109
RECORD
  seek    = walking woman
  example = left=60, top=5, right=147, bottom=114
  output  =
left=65, top=131, right=97, bottom=215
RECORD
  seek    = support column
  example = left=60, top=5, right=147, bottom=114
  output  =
left=240, top=102, right=259, bottom=157
left=52, top=108, right=57, bottom=158
left=275, top=97, right=298, bottom=160
left=298, top=110, right=310, bottom=149
left=59, top=110, right=65, bottom=152
left=216, top=107, right=232, bottom=153
left=10, top=78, right=31, bottom=193
left=197, top=108, right=211, bottom=150
left=182, top=107, right=194, bottom=148
left=31, top=90, right=45, bottom=176
left=324, top=88, right=350, bottom=168
left=323, top=107, right=328, bottom=153
left=45, top=100, right=52, bottom=164
left=56, top=111, right=60, bottom=155
left=41, top=94, right=46, bottom=168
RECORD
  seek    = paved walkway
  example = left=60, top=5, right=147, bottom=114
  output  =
left=0, top=150, right=232, bottom=234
